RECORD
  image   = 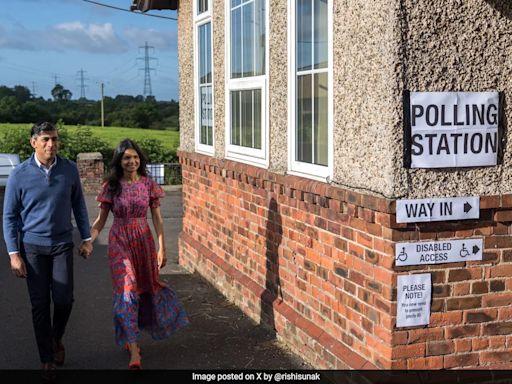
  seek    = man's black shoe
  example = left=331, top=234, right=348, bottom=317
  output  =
left=53, top=338, right=65, bottom=366
left=41, top=362, right=57, bottom=383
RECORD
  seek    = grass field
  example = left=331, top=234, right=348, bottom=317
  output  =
left=0, top=123, right=180, bottom=151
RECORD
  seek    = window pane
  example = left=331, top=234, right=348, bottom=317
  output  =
left=200, top=86, right=213, bottom=145
left=198, top=0, right=208, bottom=14
left=199, top=23, right=211, bottom=85
left=241, top=90, right=252, bottom=147
left=253, top=89, right=261, bottom=149
left=314, top=0, right=328, bottom=69
left=231, top=0, right=265, bottom=78
left=242, top=2, right=255, bottom=77
left=297, top=74, right=312, bottom=163
left=231, top=91, right=241, bottom=145
left=231, top=0, right=242, bottom=7
left=254, top=0, right=266, bottom=76
left=231, top=89, right=261, bottom=149
left=313, top=72, right=328, bottom=165
left=231, top=7, right=242, bottom=78
left=296, top=0, right=312, bottom=72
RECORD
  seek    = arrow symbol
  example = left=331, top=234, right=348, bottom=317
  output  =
left=464, top=202, right=472, bottom=213
left=472, top=245, right=480, bottom=254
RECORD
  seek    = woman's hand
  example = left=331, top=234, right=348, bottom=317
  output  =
left=157, top=248, right=167, bottom=270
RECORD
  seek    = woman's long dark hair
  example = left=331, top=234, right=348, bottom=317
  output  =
left=107, top=139, right=148, bottom=196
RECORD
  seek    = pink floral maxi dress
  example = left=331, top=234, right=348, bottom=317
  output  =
left=96, top=176, right=189, bottom=345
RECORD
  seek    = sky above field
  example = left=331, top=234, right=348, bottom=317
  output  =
left=0, top=0, right=179, bottom=101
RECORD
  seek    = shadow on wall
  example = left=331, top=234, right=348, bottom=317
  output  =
left=260, top=197, right=283, bottom=338
left=484, top=0, right=512, bottom=17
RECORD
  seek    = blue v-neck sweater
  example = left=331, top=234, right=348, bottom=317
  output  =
left=3, top=154, right=91, bottom=253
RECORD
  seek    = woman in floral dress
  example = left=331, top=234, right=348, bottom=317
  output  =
left=90, top=139, right=189, bottom=369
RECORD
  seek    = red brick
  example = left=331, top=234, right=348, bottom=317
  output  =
left=445, top=324, right=479, bottom=339
left=444, top=353, right=479, bottom=368
left=407, top=356, right=443, bottom=369
left=480, top=351, right=512, bottom=365
left=454, top=339, right=472, bottom=353
left=446, top=296, right=482, bottom=310
left=426, top=341, right=454, bottom=356
left=485, top=236, right=512, bottom=249
left=480, top=195, right=501, bottom=209
left=472, top=338, right=490, bottom=351
left=483, top=322, right=512, bottom=336
left=483, top=293, right=512, bottom=307
left=465, top=309, right=497, bottom=323
left=490, top=264, right=512, bottom=278
left=391, top=343, right=425, bottom=359
left=494, top=210, right=512, bottom=222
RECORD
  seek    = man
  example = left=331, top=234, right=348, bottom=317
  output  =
left=3, top=122, right=93, bottom=376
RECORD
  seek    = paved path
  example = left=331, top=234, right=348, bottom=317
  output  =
left=0, top=187, right=309, bottom=370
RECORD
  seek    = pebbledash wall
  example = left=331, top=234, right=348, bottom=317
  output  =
left=177, top=0, right=512, bottom=369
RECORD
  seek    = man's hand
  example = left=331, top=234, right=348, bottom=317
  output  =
left=10, top=253, right=27, bottom=278
left=157, top=249, right=167, bottom=270
left=79, top=240, right=93, bottom=259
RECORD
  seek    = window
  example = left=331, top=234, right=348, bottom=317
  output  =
left=197, top=0, right=209, bottom=16
left=289, top=0, right=332, bottom=180
left=226, top=0, right=268, bottom=166
left=195, top=0, right=214, bottom=154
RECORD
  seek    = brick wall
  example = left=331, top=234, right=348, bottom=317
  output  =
left=178, top=150, right=512, bottom=369
left=76, top=152, right=104, bottom=194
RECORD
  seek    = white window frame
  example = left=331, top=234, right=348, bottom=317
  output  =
left=225, top=0, right=269, bottom=168
left=194, top=0, right=215, bottom=155
left=288, top=0, right=333, bottom=181
left=195, top=0, right=211, bottom=18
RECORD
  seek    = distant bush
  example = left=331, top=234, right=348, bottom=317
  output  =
left=137, top=138, right=177, bottom=163
left=0, top=126, right=33, bottom=160
left=58, top=124, right=111, bottom=163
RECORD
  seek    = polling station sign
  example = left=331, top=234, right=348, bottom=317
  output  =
left=404, top=91, right=502, bottom=168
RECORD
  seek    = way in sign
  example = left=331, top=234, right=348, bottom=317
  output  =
left=405, top=201, right=452, bottom=218
left=396, top=196, right=480, bottom=223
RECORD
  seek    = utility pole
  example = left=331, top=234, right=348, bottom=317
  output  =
left=52, top=74, right=60, bottom=86
left=76, top=69, right=89, bottom=99
left=31, top=82, right=37, bottom=97
left=100, top=82, right=105, bottom=128
left=137, top=42, right=157, bottom=97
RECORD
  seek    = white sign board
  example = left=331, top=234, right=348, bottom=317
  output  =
left=396, top=273, right=431, bottom=328
left=407, top=91, right=499, bottom=168
left=396, top=196, right=479, bottom=223
left=395, top=238, right=483, bottom=266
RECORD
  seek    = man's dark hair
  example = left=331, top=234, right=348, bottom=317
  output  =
left=31, top=122, right=57, bottom=138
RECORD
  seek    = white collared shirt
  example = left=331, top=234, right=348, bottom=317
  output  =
left=34, top=154, right=57, bottom=174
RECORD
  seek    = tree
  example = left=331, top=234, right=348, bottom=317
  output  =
left=13, top=85, right=32, bottom=103
left=51, top=84, right=73, bottom=101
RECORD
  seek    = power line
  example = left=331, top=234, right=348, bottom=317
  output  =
left=81, top=0, right=177, bottom=20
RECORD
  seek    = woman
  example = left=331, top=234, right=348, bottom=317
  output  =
left=91, top=139, right=189, bottom=369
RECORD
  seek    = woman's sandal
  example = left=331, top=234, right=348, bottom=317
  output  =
left=125, top=344, right=142, bottom=370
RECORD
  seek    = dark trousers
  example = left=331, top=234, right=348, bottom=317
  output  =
left=21, top=242, right=74, bottom=364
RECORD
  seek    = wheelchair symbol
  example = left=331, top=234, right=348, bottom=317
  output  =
left=397, top=247, right=408, bottom=262
left=460, top=243, right=470, bottom=258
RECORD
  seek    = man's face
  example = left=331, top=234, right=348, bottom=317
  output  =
left=31, top=131, right=59, bottom=163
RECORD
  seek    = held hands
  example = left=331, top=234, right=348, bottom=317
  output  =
left=10, top=253, right=27, bottom=278
left=79, top=240, right=93, bottom=259
left=157, top=249, right=167, bottom=270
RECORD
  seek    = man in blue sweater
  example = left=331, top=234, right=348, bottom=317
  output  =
left=3, top=122, right=93, bottom=376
